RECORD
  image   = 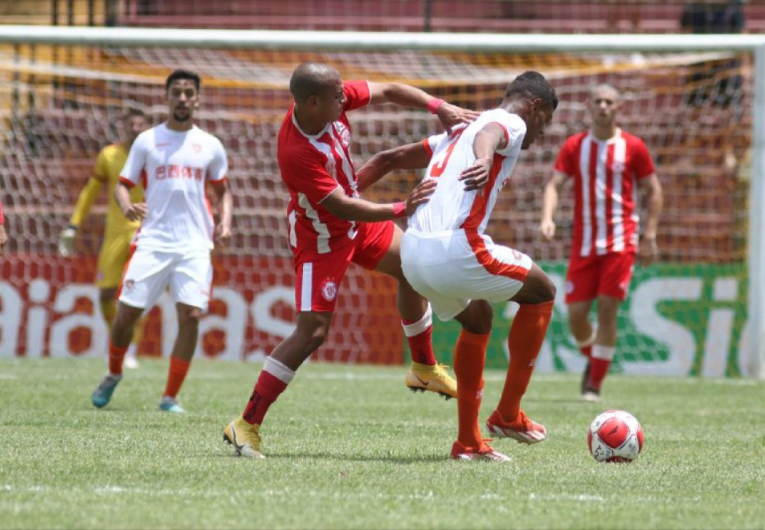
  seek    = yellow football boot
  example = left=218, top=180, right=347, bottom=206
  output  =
left=405, top=362, right=457, bottom=400
left=224, top=416, right=265, bottom=459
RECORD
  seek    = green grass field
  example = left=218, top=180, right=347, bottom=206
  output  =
left=1, top=357, right=764, bottom=529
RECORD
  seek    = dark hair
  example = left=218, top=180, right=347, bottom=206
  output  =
left=165, top=69, right=201, bottom=93
left=505, top=71, right=558, bottom=110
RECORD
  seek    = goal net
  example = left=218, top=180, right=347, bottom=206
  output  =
left=0, top=28, right=760, bottom=377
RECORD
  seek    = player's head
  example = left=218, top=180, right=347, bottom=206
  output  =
left=290, top=63, right=346, bottom=124
left=165, top=69, right=201, bottom=125
left=587, top=84, right=620, bottom=128
left=122, top=107, right=147, bottom=145
left=503, top=71, right=558, bottom=150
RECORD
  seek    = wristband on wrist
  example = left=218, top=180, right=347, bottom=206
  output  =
left=0, top=200, right=4, bottom=224
left=426, top=98, right=445, bottom=114
left=392, top=201, right=407, bottom=219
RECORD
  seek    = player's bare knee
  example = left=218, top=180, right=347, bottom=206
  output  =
left=294, top=326, right=326, bottom=354
left=456, top=300, right=492, bottom=335
left=513, top=269, right=556, bottom=305
left=177, top=308, right=202, bottom=329
left=539, top=273, right=556, bottom=303
left=295, top=314, right=330, bottom=352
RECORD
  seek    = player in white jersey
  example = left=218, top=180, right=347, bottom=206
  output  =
left=357, top=71, right=558, bottom=461
left=91, top=69, right=232, bottom=413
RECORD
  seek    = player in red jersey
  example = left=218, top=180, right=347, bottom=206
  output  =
left=540, top=84, right=663, bottom=401
left=224, top=62, right=478, bottom=458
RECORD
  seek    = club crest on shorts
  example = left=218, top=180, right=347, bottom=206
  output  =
left=124, top=279, right=135, bottom=291
left=566, top=280, right=574, bottom=294
left=321, top=279, right=338, bottom=301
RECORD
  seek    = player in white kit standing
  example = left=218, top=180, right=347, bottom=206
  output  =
left=357, top=71, right=558, bottom=461
left=91, top=69, right=232, bottom=413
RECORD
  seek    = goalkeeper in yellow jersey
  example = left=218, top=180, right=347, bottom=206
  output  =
left=58, top=108, right=148, bottom=368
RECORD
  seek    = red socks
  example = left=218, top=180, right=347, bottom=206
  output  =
left=242, top=357, right=296, bottom=425
left=163, top=356, right=191, bottom=398
left=108, top=342, right=128, bottom=376
left=401, top=305, right=437, bottom=366
left=242, top=371, right=287, bottom=425
left=496, top=301, right=554, bottom=422
left=453, top=329, right=490, bottom=449
left=588, top=345, right=616, bottom=391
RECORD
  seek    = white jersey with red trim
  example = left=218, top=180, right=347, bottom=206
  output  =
left=408, top=108, right=526, bottom=235
left=120, top=123, right=228, bottom=253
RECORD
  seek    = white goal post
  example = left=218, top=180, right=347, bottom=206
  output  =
left=0, top=26, right=762, bottom=378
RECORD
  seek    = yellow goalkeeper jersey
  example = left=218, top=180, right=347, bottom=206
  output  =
left=69, top=143, right=144, bottom=236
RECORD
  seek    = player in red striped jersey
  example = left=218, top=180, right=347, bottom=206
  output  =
left=540, top=84, right=663, bottom=401
left=224, top=62, right=478, bottom=459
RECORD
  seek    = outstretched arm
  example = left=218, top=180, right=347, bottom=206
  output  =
left=356, top=142, right=431, bottom=193
left=368, top=82, right=479, bottom=132
left=321, top=179, right=436, bottom=222
left=540, top=171, right=568, bottom=240
left=637, top=173, right=663, bottom=266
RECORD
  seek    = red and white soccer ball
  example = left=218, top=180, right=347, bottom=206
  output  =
left=587, top=410, right=644, bottom=463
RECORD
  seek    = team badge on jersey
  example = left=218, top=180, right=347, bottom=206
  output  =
left=335, top=123, right=351, bottom=148
left=321, top=280, right=338, bottom=301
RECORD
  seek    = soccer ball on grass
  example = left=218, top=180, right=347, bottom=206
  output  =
left=587, top=410, right=644, bottom=463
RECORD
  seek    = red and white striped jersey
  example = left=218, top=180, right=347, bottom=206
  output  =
left=277, top=80, right=371, bottom=255
left=554, top=129, right=655, bottom=257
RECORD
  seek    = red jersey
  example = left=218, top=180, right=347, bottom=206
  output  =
left=277, top=80, right=371, bottom=255
left=554, top=129, right=655, bottom=257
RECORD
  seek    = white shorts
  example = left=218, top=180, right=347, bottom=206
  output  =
left=118, top=247, right=213, bottom=312
left=401, top=229, right=532, bottom=321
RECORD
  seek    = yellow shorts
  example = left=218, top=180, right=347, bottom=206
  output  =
left=96, top=231, right=135, bottom=289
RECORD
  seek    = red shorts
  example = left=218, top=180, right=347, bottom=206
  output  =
left=565, top=252, right=635, bottom=304
left=292, top=220, right=395, bottom=313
